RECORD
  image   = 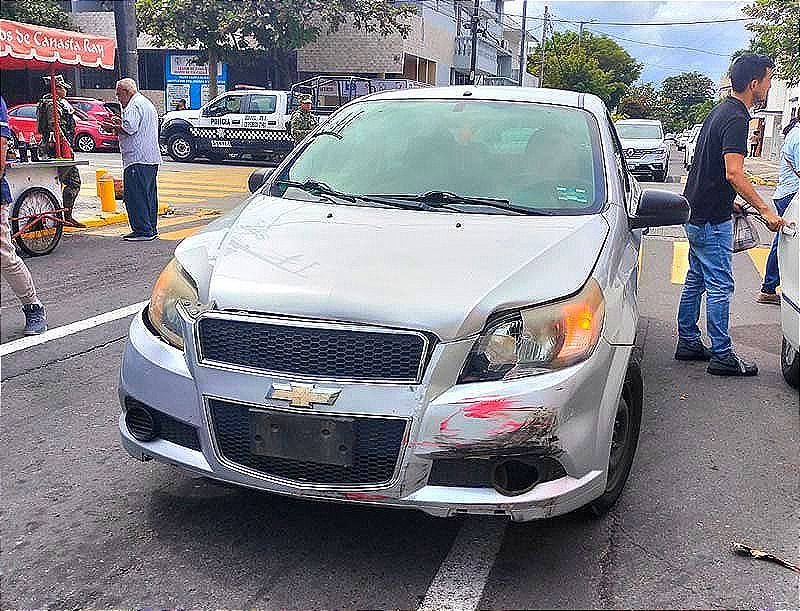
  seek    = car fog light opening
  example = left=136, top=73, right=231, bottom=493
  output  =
left=492, top=459, right=540, bottom=496
left=459, top=279, right=605, bottom=383
left=125, top=403, right=157, bottom=441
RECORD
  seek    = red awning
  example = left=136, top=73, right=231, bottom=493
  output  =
left=0, top=19, right=116, bottom=71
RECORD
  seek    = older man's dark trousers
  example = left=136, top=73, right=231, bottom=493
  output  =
left=123, top=163, right=159, bottom=237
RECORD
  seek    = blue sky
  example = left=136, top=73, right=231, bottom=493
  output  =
left=503, top=1, right=753, bottom=87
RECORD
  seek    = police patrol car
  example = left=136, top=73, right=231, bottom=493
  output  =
left=159, top=89, right=296, bottom=163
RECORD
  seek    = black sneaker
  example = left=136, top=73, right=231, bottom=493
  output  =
left=123, top=233, right=157, bottom=242
left=707, top=352, right=759, bottom=377
left=675, top=339, right=712, bottom=361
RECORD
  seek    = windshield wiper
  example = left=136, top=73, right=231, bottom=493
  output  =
left=275, top=179, right=356, bottom=202
left=372, top=191, right=553, bottom=216
left=308, top=130, right=343, bottom=140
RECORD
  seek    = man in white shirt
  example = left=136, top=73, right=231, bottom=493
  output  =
left=106, top=78, right=163, bottom=241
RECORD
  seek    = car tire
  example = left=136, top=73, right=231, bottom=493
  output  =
left=75, top=133, right=96, bottom=153
left=167, top=133, right=196, bottom=162
left=586, top=361, right=642, bottom=517
left=781, top=337, right=800, bottom=389
left=654, top=170, right=667, bottom=182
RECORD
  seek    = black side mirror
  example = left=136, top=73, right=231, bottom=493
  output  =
left=248, top=167, right=274, bottom=193
left=629, top=189, right=689, bottom=229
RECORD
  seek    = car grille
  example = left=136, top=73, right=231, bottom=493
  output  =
left=208, top=399, right=407, bottom=486
left=197, top=316, right=429, bottom=382
left=626, top=148, right=663, bottom=158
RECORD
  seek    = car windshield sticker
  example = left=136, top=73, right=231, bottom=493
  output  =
left=556, top=186, right=588, bottom=204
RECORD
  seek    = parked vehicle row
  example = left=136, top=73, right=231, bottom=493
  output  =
left=682, top=123, right=704, bottom=169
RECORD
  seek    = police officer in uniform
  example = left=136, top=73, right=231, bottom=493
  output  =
left=290, top=94, right=319, bottom=145
left=36, top=75, right=85, bottom=227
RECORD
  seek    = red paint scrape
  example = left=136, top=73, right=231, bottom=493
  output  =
left=344, top=492, right=388, bottom=501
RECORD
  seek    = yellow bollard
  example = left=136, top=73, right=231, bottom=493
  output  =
left=98, top=176, right=117, bottom=213
left=95, top=168, right=108, bottom=197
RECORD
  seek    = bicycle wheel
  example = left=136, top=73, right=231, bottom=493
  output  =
left=11, top=187, right=64, bottom=256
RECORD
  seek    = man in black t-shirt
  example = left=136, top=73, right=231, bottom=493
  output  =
left=676, top=54, right=785, bottom=377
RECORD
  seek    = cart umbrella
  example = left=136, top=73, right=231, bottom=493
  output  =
left=0, top=19, right=116, bottom=157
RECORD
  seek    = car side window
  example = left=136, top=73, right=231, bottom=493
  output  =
left=247, top=95, right=277, bottom=114
left=205, top=95, right=241, bottom=117
left=12, top=106, right=38, bottom=119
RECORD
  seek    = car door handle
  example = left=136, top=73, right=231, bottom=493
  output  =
left=267, top=120, right=277, bottom=126
left=231, top=120, right=241, bottom=125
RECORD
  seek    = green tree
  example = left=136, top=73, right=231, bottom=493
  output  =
left=689, top=98, right=716, bottom=125
left=661, top=71, right=715, bottom=110
left=137, top=0, right=415, bottom=97
left=617, top=83, right=660, bottom=119
left=528, top=31, right=642, bottom=107
left=743, top=0, right=800, bottom=85
left=0, top=0, right=73, bottom=29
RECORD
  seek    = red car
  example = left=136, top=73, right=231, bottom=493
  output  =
left=67, top=97, right=121, bottom=123
left=7, top=103, right=118, bottom=153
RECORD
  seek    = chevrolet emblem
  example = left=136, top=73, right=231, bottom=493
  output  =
left=267, top=382, right=341, bottom=407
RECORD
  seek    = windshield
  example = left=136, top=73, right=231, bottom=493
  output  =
left=273, top=99, right=605, bottom=214
left=615, top=123, right=663, bottom=140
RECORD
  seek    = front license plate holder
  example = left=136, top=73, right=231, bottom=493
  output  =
left=249, top=409, right=354, bottom=467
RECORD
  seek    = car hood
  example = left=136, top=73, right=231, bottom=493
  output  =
left=619, top=138, right=664, bottom=150
left=163, top=109, right=200, bottom=122
left=176, top=196, right=609, bottom=341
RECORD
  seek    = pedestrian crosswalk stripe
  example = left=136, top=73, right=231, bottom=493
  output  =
left=83, top=213, right=215, bottom=236
left=159, top=225, right=204, bottom=241
left=747, top=247, right=770, bottom=278
left=670, top=241, right=690, bottom=284
left=669, top=242, right=771, bottom=285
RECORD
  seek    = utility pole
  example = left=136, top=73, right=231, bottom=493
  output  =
left=113, top=0, right=139, bottom=83
left=539, top=5, right=548, bottom=87
left=517, top=0, right=528, bottom=86
left=469, top=0, right=480, bottom=85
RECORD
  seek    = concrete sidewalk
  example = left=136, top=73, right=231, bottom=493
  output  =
left=745, top=156, right=779, bottom=187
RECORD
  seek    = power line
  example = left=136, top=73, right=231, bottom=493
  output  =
left=584, top=27, right=733, bottom=57
left=502, top=13, right=753, bottom=27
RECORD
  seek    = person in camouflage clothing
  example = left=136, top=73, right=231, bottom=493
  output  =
left=36, top=75, right=85, bottom=227
left=289, top=95, right=319, bottom=145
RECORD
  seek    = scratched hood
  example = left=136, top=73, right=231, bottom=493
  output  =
left=178, top=195, right=609, bottom=341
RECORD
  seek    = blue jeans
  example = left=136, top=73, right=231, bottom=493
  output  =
left=123, top=164, right=159, bottom=236
left=677, top=220, right=734, bottom=355
left=761, top=192, right=794, bottom=293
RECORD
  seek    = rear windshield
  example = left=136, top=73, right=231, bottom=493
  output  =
left=278, top=99, right=606, bottom=214
left=615, top=123, right=663, bottom=140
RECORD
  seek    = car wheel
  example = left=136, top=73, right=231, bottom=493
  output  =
left=168, top=133, right=195, bottom=162
left=75, top=133, right=96, bottom=153
left=781, top=337, right=800, bottom=389
left=586, top=362, right=642, bottom=517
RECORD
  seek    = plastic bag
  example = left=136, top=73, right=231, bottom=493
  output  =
left=732, top=212, right=760, bottom=252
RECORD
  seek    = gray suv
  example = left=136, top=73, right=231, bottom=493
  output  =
left=615, top=119, right=670, bottom=182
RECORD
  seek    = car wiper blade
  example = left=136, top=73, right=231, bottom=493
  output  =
left=308, top=130, right=343, bottom=140
left=275, top=179, right=356, bottom=202
left=375, top=191, right=549, bottom=215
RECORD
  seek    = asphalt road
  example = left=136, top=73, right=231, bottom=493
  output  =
left=1, top=150, right=797, bottom=609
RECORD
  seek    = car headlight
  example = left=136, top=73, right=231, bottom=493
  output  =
left=655, top=148, right=668, bottom=158
left=459, top=279, right=605, bottom=383
left=98, top=125, right=113, bottom=135
left=147, top=259, right=199, bottom=349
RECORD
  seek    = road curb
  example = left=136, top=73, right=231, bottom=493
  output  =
left=66, top=202, right=171, bottom=231
left=747, top=173, right=777, bottom=188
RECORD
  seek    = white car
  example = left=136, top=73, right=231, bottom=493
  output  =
left=683, top=123, right=703, bottom=169
left=779, top=193, right=799, bottom=388
left=615, top=119, right=670, bottom=182
left=119, top=86, right=689, bottom=521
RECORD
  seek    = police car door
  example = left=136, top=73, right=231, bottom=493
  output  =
left=241, top=93, right=293, bottom=156
left=198, top=93, right=244, bottom=152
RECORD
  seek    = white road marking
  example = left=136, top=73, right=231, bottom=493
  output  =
left=0, top=301, right=147, bottom=357
left=418, top=518, right=507, bottom=611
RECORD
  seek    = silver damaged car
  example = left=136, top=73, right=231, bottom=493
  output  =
left=119, top=87, right=689, bottom=521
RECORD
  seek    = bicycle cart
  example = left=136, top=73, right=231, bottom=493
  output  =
left=0, top=18, right=115, bottom=255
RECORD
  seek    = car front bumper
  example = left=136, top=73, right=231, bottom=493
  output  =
left=119, top=309, right=632, bottom=521
left=625, top=156, right=667, bottom=174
